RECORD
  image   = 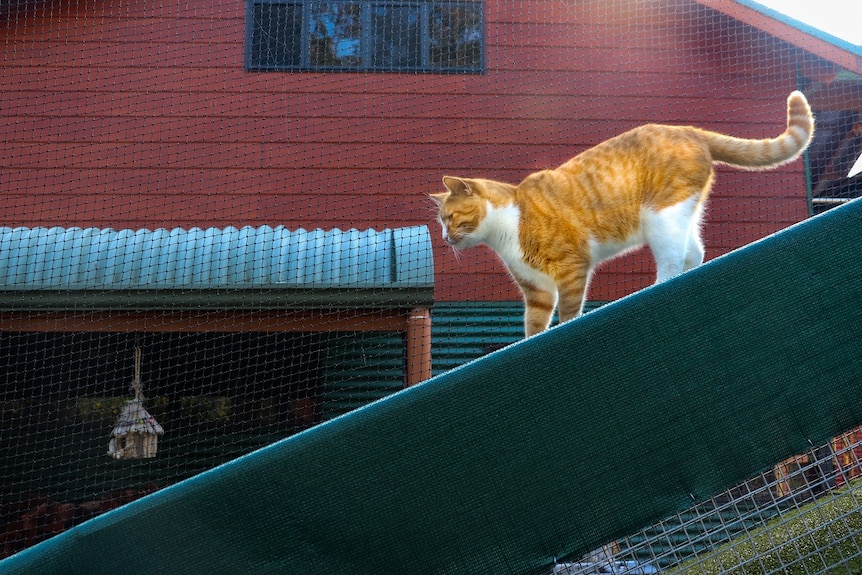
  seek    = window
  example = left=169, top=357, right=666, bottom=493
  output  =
left=246, top=0, right=484, bottom=73
left=802, top=69, right=862, bottom=215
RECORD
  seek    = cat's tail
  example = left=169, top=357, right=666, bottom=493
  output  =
left=704, top=91, right=814, bottom=170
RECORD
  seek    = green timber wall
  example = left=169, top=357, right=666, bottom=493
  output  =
left=323, top=310, right=528, bottom=418
left=4, top=198, right=862, bottom=575
left=431, top=302, right=604, bottom=376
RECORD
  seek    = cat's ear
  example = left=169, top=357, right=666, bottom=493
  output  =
left=429, top=192, right=449, bottom=206
left=442, top=176, right=473, bottom=196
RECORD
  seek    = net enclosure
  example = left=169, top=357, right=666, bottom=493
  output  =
left=1, top=0, right=862, bottom=572
left=3, top=187, right=862, bottom=575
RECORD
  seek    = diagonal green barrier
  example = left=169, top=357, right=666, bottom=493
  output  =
left=4, top=199, right=862, bottom=575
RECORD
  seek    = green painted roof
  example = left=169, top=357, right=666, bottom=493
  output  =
left=0, top=225, right=434, bottom=310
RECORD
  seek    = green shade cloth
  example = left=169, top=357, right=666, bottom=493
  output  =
left=3, top=199, right=862, bottom=575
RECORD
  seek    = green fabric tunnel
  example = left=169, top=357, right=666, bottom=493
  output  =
left=3, top=199, right=862, bottom=575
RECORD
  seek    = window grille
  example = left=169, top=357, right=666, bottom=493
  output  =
left=246, top=0, right=484, bottom=72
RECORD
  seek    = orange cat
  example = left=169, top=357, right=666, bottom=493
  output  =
left=432, top=91, right=814, bottom=337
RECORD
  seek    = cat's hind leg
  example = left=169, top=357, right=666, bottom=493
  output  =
left=683, top=200, right=706, bottom=271
left=644, top=196, right=701, bottom=282
left=683, top=229, right=704, bottom=271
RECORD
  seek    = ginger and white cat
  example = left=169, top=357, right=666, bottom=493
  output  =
left=432, top=91, right=814, bottom=337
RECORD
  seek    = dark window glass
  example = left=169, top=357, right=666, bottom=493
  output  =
left=801, top=71, right=862, bottom=216
left=250, top=2, right=303, bottom=68
left=371, top=5, right=421, bottom=70
left=430, top=3, right=482, bottom=69
left=310, top=2, right=362, bottom=68
left=247, top=1, right=483, bottom=73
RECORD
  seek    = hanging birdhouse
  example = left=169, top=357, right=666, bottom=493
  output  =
left=108, top=347, right=164, bottom=460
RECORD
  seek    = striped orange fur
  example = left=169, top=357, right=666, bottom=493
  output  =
left=432, top=91, right=814, bottom=337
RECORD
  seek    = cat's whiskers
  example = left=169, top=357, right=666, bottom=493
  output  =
left=448, top=244, right=463, bottom=263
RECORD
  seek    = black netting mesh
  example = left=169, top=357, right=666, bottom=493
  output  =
left=1, top=0, right=861, bottom=572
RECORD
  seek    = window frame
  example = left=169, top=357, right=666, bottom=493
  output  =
left=244, top=0, right=485, bottom=74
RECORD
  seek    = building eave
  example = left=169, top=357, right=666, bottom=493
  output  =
left=696, top=0, right=862, bottom=76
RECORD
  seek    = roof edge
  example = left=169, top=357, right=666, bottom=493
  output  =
left=0, top=286, right=435, bottom=312
left=696, top=0, right=862, bottom=75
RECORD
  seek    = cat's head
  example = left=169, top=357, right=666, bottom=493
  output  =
left=430, top=176, right=514, bottom=249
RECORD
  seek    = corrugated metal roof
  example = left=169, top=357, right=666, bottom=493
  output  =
left=0, top=225, right=434, bottom=309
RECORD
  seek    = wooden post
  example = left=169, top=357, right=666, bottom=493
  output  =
left=405, top=307, right=432, bottom=387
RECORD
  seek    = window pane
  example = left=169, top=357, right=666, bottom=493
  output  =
left=430, top=3, right=483, bottom=69
left=310, top=2, right=362, bottom=68
left=371, top=5, right=421, bottom=70
left=250, top=2, right=303, bottom=68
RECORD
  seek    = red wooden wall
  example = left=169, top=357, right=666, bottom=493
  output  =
left=0, top=0, right=817, bottom=303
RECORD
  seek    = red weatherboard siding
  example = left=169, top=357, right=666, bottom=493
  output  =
left=0, top=0, right=810, bottom=303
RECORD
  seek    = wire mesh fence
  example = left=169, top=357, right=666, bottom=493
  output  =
left=557, top=433, right=862, bottom=575
left=1, top=0, right=861, bottom=570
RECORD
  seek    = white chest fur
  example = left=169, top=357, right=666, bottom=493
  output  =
left=476, top=202, right=557, bottom=291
